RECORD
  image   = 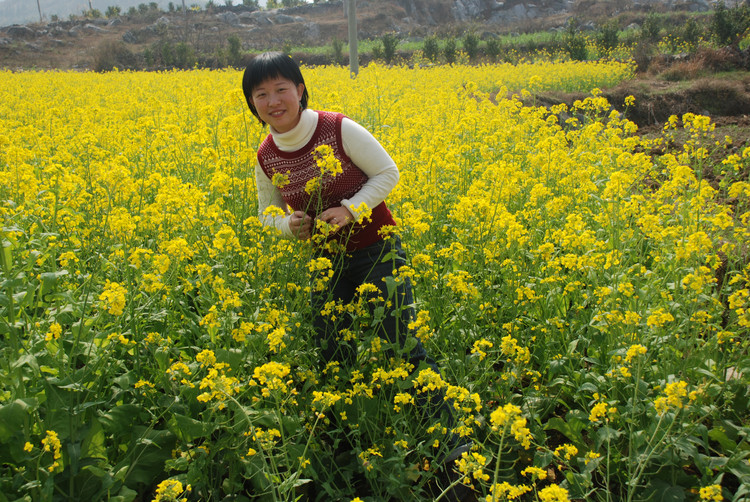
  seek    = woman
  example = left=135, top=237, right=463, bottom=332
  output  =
left=242, top=51, right=444, bottom=374
left=242, top=52, right=470, bottom=500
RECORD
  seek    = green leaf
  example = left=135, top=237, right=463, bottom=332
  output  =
left=544, top=415, right=586, bottom=450
left=595, top=426, right=622, bottom=447
left=167, top=413, right=214, bottom=442
left=39, top=269, right=69, bottom=298
left=0, top=400, right=27, bottom=442
left=708, top=427, right=737, bottom=451
left=81, top=419, right=107, bottom=460
left=99, top=404, right=143, bottom=435
left=640, top=479, right=685, bottom=502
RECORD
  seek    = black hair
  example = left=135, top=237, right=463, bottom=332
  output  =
left=242, top=52, right=309, bottom=125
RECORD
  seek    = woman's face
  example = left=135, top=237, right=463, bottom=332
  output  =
left=250, top=77, right=305, bottom=134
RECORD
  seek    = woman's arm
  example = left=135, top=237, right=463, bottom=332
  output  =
left=339, top=118, right=400, bottom=218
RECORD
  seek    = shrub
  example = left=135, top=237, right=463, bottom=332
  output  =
left=371, top=41, right=384, bottom=61
left=462, top=31, right=480, bottom=61
left=382, top=33, right=399, bottom=65
left=485, top=37, right=501, bottom=61
left=105, top=6, right=121, bottom=18
left=331, top=38, right=344, bottom=65
left=423, top=35, right=439, bottom=62
left=711, top=1, right=750, bottom=46
left=443, top=37, right=457, bottom=64
left=597, top=20, right=619, bottom=55
left=683, top=17, right=703, bottom=46
left=175, top=42, right=196, bottom=68
left=227, top=35, right=242, bottom=67
left=641, top=12, right=661, bottom=42
left=564, top=23, right=588, bottom=61
left=93, top=40, right=137, bottom=71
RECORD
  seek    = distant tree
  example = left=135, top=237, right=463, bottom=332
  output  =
left=564, top=19, right=588, bottom=61
left=711, top=1, right=750, bottom=46
left=175, top=42, right=196, bottom=68
left=683, top=17, right=702, bottom=46
left=228, top=34, right=242, bottom=66
left=332, top=37, right=345, bottom=64
left=485, top=37, right=501, bottom=61
left=462, top=31, right=480, bottom=60
left=443, top=37, right=457, bottom=64
left=597, top=20, right=619, bottom=55
left=423, top=35, right=439, bottom=62
left=106, top=5, right=122, bottom=17
left=381, top=33, right=399, bottom=64
left=641, top=12, right=661, bottom=42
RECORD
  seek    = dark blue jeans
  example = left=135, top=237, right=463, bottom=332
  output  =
left=311, top=236, right=454, bottom=425
left=311, top=237, right=432, bottom=367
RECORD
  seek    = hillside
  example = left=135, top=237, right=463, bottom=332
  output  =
left=0, top=0, right=721, bottom=71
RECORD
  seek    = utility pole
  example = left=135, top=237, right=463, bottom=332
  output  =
left=36, top=0, right=42, bottom=22
left=347, top=0, right=358, bottom=75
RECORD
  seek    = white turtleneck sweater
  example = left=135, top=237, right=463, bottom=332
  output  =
left=255, top=108, right=399, bottom=237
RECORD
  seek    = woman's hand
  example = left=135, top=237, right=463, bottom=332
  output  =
left=318, top=206, right=354, bottom=233
left=289, top=211, right=313, bottom=240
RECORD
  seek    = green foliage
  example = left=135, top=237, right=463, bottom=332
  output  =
left=711, top=1, right=750, bottom=45
left=331, top=37, right=345, bottom=65
left=597, top=19, right=620, bottom=55
left=105, top=5, right=121, bottom=18
left=371, top=41, right=383, bottom=61
left=381, top=32, right=399, bottom=64
left=683, top=17, right=703, bottom=46
left=93, top=40, right=137, bottom=71
left=641, top=12, right=661, bottom=42
left=462, top=31, right=480, bottom=61
left=227, top=34, right=242, bottom=67
left=485, top=37, right=501, bottom=61
left=282, top=40, right=294, bottom=58
left=423, top=35, right=440, bottom=63
left=564, top=22, right=588, bottom=61
left=443, top=37, right=457, bottom=64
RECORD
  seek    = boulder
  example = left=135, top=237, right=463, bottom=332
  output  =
left=216, top=11, right=241, bottom=26
left=274, top=14, right=304, bottom=24
left=6, top=25, right=36, bottom=39
left=84, top=23, right=108, bottom=33
left=122, top=30, right=137, bottom=44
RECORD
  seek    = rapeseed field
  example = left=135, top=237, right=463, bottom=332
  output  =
left=1, top=60, right=749, bottom=501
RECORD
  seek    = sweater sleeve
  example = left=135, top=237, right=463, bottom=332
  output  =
left=339, top=118, right=399, bottom=218
left=255, top=162, right=294, bottom=238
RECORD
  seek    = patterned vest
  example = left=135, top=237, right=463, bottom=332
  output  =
left=257, top=111, right=396, bottom=251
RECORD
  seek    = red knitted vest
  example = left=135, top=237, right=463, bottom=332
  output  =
left=257, top=111, right=396, bottom=251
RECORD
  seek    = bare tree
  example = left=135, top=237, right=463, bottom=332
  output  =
left=37, top=0, right=42, bottom=22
